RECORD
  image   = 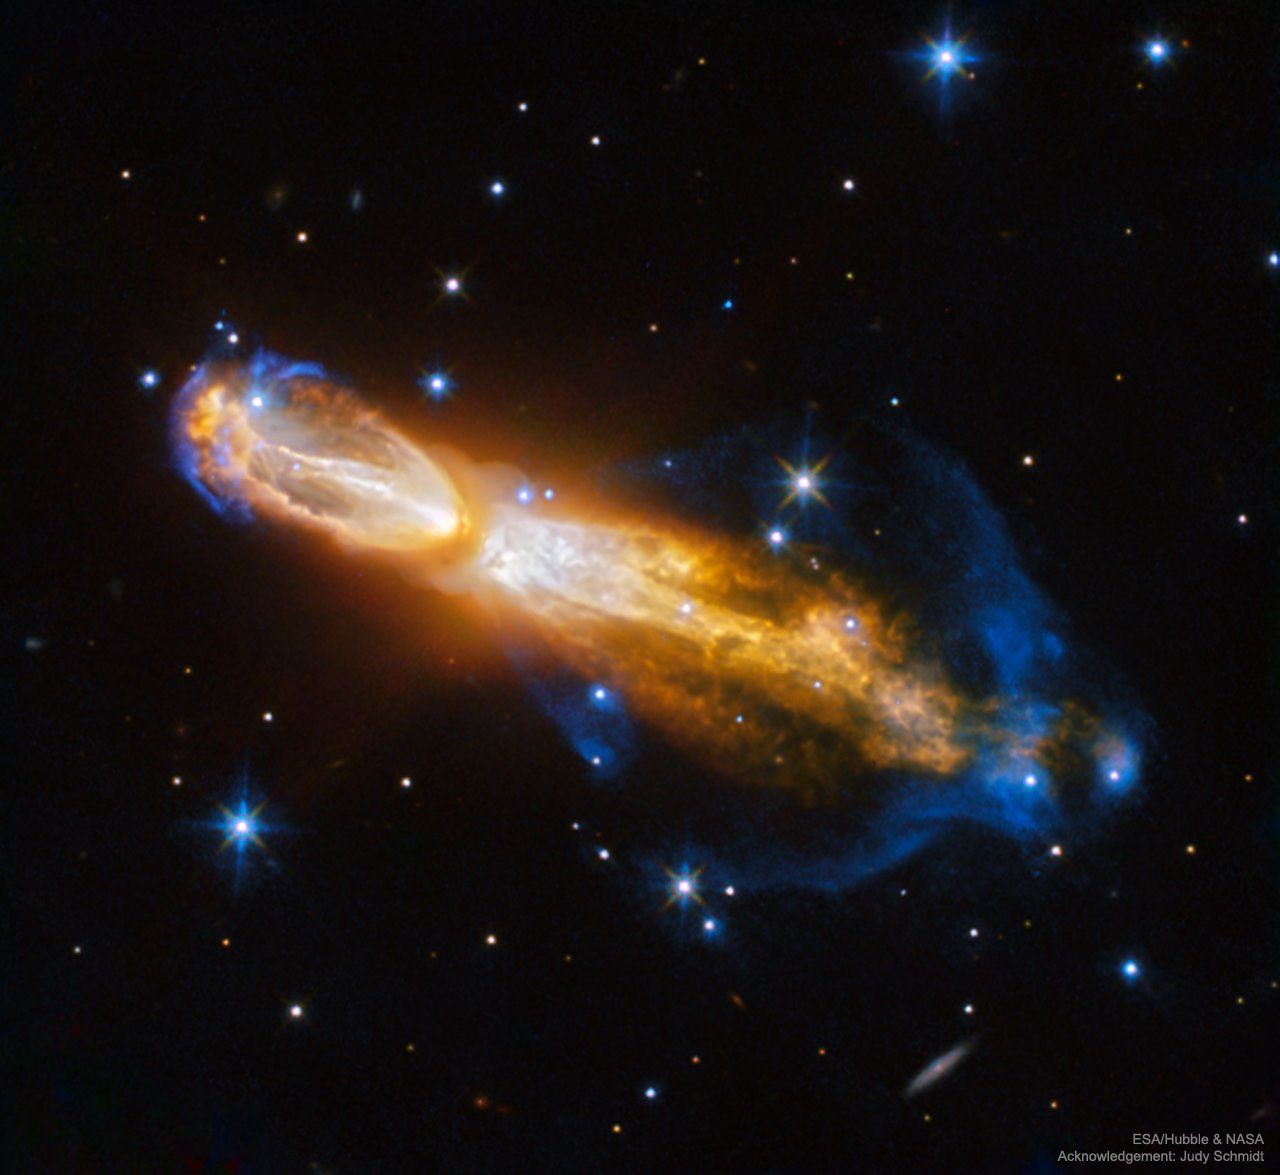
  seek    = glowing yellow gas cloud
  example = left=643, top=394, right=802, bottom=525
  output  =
left=175, top=355, right=1118, bottom=796
left=476, top=510, right=973, bottom=786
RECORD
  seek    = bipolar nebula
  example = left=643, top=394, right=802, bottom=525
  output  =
left=173, top=349, right=1143, bottom=889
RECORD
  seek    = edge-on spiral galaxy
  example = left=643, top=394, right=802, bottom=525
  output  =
left=173, top=350, right=1141, bottom=880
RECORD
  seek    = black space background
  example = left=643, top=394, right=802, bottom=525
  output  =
left=8, top=3, right=1279, bottom=1172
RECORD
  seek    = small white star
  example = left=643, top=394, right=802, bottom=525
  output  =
left=425, top=373, right=448, bottom=396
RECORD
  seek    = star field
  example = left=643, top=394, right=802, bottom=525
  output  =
left=11, top=3, right=1278, bottom=1171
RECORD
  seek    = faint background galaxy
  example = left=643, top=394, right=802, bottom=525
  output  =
left=10, top=3, right=1278, bottom=1171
